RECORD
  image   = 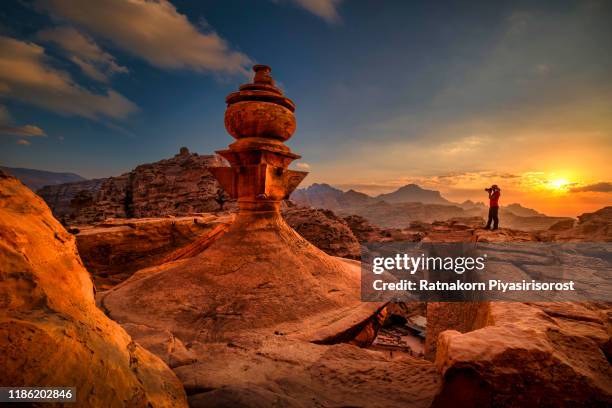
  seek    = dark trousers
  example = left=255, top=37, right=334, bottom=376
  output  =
left=486, top=206, right=499, bottom=229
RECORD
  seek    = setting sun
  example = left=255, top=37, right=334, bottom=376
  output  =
left=548, top=178, right=571, bottom=192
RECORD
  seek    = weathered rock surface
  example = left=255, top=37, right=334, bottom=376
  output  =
left=37, top=178, right=107, bottom=223
left=282, top=206, right=361, bottom=259
left=0, top=171, right=187, bottom=407
left=100, top=212, right=383, bottom=343
left=539, top=206, right=612, bottom=242
left=76, top=214, right=234, bottom=289
left=180, top=340, right=440, bottom=408
left=433, top=302, right=612, bottom=407
left=37, top=147, right=230, bottom=224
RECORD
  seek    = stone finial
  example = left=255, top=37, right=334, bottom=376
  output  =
left=210, top=65, right=307, bottom=212
left=253, top=64, right=274, bottom=86
left=224, top=65, right=296, bottom=142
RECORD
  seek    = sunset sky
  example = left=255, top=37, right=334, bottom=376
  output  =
left=0, top=0, right=610, bottom=216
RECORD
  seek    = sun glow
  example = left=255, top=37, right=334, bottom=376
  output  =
left=547, top=178, right=571, bottom=192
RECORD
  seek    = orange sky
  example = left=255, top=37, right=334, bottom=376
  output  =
left=298, top=93, right=612, bottom=217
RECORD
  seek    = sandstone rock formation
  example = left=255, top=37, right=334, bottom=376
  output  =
left=37, top=178, right=106, bottom=223
left=433, top=302, right=612, bottom=407
left=416, top=221, right=612, bottom=406
left=343, top=214, right=384, bottom=241
left=101, top=65, right=383, bottom=343
left=37, top=148, right=230, bottom=224
left=282, top=206, right=361, bottom=259
left=76, top=214, right=233, bottom=289
left=0, top=170, right=187, bottom=407
left=96, top=66, right=433, bottom=406
left=539, top=206, right=612, bottom=242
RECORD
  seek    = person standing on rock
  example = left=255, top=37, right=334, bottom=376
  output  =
left=485, top=184, right=501, bottom=230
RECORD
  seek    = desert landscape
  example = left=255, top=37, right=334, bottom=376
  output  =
left=2, top=64, right=611, bottom=407
left=1, top=1, right=611, bottom=407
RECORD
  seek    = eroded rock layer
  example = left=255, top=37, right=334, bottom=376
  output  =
left=37, top=147, right=229, bottom=224
left=76, top=214, right=233, bottom=289
left=0, top=171, right=187, bottom=407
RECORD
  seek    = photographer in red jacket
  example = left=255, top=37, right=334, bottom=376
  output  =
left=485, top=184, right=501, bottom=230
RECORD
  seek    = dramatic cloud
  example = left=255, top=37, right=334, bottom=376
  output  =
left=289, top=0, right=344, bottom=22
left=0, top=36, right=137, bottom=120
left=37, top=26, right=128, bottom=82
left=36, top=0, right=251, bottom=74
left=295, top=162, right=311, bottom=170
left=570, top=182, right=612, bottom=193
left=0, top=124, right=46, bottom=137
left=17, top=139, right=31, bottom=146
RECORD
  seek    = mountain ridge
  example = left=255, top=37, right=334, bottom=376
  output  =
left=1, top=166, right=86, bottom=191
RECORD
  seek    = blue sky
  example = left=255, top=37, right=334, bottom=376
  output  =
left=0, top=0, right=610, bottom=215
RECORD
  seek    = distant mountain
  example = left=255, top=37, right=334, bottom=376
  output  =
left=290, top=183, right=344, bottom=209
left=459, top=200, right=486, bottom=210
left=291, top=183, right=378, bottom=210
left=292, top=183, right=452, bottom=209
left=504, top=203, right=545, bottom=217
left=375, top=184, right=451, bottom=204
left=290, top=182, right=567, bottom=230
left=1, top=166, right=86, bottom=191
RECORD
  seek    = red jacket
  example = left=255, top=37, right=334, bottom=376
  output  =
left=489, top=190, right=500, bottom=207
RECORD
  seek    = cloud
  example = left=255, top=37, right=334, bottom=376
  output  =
left=37, top=26, right=128, bottom=82
left=36, top=0, right=251, bottom=74
left=17, top=139, right=31, bottom=146
left=296, top=162, right=311, bottom=170
left=0, top=36, right=137, bottom=120
left=0, top=105, right=47, bottom=138
left=288, top=0, right=344, bottom=22
left=0, top=124, right=46, bottom=137
left=569, top=182, right=612, bottom=193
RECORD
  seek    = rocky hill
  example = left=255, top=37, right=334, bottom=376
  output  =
left=376, top=183, right=451, bottom=204
left=1, top=166, right=86, bottom=190
left=37, top=147, right=229, bottom=224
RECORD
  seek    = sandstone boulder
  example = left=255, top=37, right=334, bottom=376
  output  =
left=0, top=171, right=187, bottom=407
left=432, top=302, right=612, bottom=407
